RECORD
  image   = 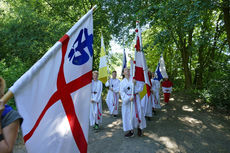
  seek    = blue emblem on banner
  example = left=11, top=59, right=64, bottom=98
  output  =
left=154, top=63, right=163, bottom=81
left=68, top=28, right=93, bottom=65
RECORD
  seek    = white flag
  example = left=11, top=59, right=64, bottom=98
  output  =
left=134, top=21, right=151, bottom=98
left=154, top=55, right=168, bottom=81
left=9, top=8, right=94, bottom=153
left=98, top=34, right=108, bottom=84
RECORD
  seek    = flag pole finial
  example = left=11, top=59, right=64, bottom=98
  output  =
left=92, top=5, right=97, bottom=11
left=128, top=54, right=133, bottom=61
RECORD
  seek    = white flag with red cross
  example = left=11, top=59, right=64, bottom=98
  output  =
left=134, top=21, right=151, bottom=99
left=9, top=8, right=94, bottom=153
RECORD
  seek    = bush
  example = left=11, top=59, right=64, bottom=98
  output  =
left=0, top=58, right=29, bottom=109
left=200, top=62, right=230, bottom=111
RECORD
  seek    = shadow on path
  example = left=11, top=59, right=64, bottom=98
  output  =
left=13, top=92, right=230, bottom=153
left=87, top=92, right=230, bottom=153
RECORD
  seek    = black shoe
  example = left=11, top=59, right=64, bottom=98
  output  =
left=113, top=115, right=117, bottom=118
left=125, top=131, right=134, bottom=138
left=137, top=128, right=142, bottom=136
left=94, top=124, right=99, bottom=130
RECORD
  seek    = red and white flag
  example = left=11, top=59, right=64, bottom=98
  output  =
left=134, top=21, right=151, bottom=99
left=9, top=8, right=94, bottom=153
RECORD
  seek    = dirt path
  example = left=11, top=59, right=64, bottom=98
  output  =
left=14, top=92, right=230, bottom=153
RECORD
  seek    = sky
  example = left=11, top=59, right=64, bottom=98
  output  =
left=110, top=39, right=131, bottom=54
left=108, top=39, right=133, bottom=78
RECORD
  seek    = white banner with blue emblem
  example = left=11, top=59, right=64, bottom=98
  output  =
left=10, top=8, right=94, bottom=153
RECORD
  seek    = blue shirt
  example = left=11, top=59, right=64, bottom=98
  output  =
left=1, top=104, right=13, bottom=118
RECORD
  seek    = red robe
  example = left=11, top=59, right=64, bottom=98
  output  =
left=162, top=80, right=173, bottom=103
left=162, top=80, right=173, bottom=88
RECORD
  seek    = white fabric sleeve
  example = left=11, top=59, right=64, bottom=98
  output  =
left=93, top=81, right=103, bottom=103
left=113, top=80, right=120, bottom=93
left=105, top=80, right=110, bottom=87
left=119, top=83, right=130, bottom=104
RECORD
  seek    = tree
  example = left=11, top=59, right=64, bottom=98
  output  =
left=222, top=0, right=230, bottom=49
left=0, top=0, right=113, bottom=87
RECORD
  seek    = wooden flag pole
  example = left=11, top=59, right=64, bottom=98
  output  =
left=92, top=5, right=98, bottom=13
left=129, top=54, right=135, bottom=126
left=0, top=90, right=14, bottom=105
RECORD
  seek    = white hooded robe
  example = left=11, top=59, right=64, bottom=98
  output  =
left=105, top=78, right=120, bottom=115
left=151, top=79, right=161, bottom=109
left=120, top=77, right=146, bottom=132
left=90, top=79, right=103, bottom=126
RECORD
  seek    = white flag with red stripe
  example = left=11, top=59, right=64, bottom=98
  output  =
left=134, top=21, right=151, bottom=99
left=9, top=8, right=94, bottom=153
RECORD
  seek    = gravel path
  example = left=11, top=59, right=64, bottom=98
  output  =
left=14, top=92, right=230, bottom=153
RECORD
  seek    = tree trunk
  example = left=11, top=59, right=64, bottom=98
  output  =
left=195, top=45, right=204, bottom=89
left=169, top=47, right=173, bottom=79
left=223, top=0, right=230, bottom=50
left=176, top=30, right=193, bottom=89
left=180, top=46, right=192, bottom=89
left=180, top=29, right=193, bottom=89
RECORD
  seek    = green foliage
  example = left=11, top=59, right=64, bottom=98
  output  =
left=0, top=58, right=28, bottom=87
left=0, top=0, right=113, bottom=69
left=0, top=0, right=229, bottom=110
left=0, top=0, right=113, bottom=108
left=200, top=60, right=230, bottom=110
left=108, top=52, right=122, bottom=72
left=0, top=57, right=28, bottom=109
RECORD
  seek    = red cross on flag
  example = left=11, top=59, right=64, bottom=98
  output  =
left=9, top=8, right=94, bottom=153
left=134, top=21, right=151, bottom=99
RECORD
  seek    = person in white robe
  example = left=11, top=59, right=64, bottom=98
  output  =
left=151, top=72, right=161, bottom=112
left=141, top=71, right=153, bottom=120
left=120, top=68, right=146, bottom=137
left=90, top=71, right=103, bottom=130
left=141, top=94, right=152, bottom=119
left=105, top=71, right=120, bottom=117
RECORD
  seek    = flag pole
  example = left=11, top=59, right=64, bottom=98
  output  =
left=92, top=5, right=98, bottom=13
left=129, top=20, right=140, bottom=126
left=130, top=21, right=138, bottom=125
left=106, top=40, right=111, bottom=90
left=129, top=54, right=135, bottom=126
left=0, top=90, right=14, bottom=105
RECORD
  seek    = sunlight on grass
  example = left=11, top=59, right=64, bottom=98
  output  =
left=145, top=133, right=180, bottom=152
left=187, top=129, right=198, bottom=135
left=178, top=116, right=203, bottom=127
left=169, top=98, right=175, bottom=101
left=195, top=99, right=202, bottom=103
left=201, top=142, right=209, bottom=146
left=100, top=132, right=113, bottom=139
left=161, top=108, right=167, bottom=112
left=159, top=137, right=179, bottom=149
left=210, top=123, right=224, bottom=129
left=182, top=105, right=194, bottom=112
left=103, top=111, right=112, bottom=117
left=107, top=119, right=122, bottom=128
